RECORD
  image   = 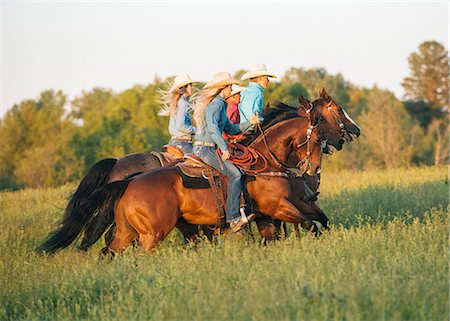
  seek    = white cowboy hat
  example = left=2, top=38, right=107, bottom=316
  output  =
left=241, top=64, right=277, bottom=80
left=227, top=85, right=248, bottom=99
left=204, top=72, right=240, bottom=89
left=169, top=73, right=198, bottom=92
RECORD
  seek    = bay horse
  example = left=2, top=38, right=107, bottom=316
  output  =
left=102, top=88, right=360, bottom=244
left=258, top=88, right=361, bottom=238
left=39, top=88, right=359, bottom=253
left=37, top=104, right=343, bottom=254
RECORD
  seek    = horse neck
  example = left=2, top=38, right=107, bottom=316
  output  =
left=250, top=117, right=310, bottom=170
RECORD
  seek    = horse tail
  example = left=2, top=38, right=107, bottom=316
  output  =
left=37, top=180, right=131, bottom=254
left=63, top=158, right=118, bottom=221
left=79, top=172, right=143, bottom=251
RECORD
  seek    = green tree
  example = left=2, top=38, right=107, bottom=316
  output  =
left=358, top=87, right=422, bottom=169
left=402, top=41, right=449, bottom=111
left=402, top=40, right=449, bottom=165
left=0, top=90, right=83, bottom=188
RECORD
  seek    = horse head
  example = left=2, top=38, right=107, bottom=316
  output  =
left=297, top=96, right=345, bottom=153
left=317, top=88, right=361, bottom=142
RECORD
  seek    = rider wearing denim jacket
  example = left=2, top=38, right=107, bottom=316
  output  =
left=159, top=73, right=198, bottom=154
left=192, top=72, right=260, bottom=231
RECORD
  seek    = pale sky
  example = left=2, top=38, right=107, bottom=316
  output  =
left=1, top=1, right=448, bottom=117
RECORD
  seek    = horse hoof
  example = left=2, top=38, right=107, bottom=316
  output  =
left=99, top=247, right=115, bottom=260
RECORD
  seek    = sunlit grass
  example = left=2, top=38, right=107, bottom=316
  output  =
left=0, top=166, right=448, bottom=321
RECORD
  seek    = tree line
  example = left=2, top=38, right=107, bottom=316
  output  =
left=0, top=41, right=448, bottom=189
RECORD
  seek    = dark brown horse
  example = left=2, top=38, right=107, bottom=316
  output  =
left=37, top=105, right=343, bottom=254
left=38, top=88, right=359, bottom=253
left=260, top=88, right=361, bottom=238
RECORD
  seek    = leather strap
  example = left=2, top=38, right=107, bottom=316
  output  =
left=206, top=171, right=226, bottom=228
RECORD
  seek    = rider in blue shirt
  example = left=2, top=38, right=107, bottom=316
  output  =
left=239, top=64, right=277, bottom=124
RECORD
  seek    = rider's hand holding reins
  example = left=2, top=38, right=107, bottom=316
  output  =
left=250, top=113, right=261, bottom=125
left=221, top=150, right=231, bottom=161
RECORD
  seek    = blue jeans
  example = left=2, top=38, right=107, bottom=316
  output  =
left=168, top=139, right=193, bottom=154
left=193, top=145, right=242, bottom=222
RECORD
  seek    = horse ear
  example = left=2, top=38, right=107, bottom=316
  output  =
left=320, top=87, right=329, bottom=99
left=298, top=96, right=310, bottom=108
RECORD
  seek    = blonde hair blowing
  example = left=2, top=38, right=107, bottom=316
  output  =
left=158, top=81, right=190, bottom=116
left=192, top=87, right=224, bottom=133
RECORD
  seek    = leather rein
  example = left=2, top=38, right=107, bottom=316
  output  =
left=221, top=109, right=320, bottom=177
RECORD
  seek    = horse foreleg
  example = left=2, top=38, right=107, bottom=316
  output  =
left=176, top=218, right=202, bottom=243
left=270, top=198, right=318, bottom=234
left=254, top=215, right=278, bottom=244
left=309, top=203, right=329, bottom=230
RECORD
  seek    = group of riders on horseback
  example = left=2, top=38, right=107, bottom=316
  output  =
left=38, top=63, right=361, bottom=256
left=161, top=65, right=276, bottom=232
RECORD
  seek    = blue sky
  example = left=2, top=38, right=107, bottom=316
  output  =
left=1, top=1, right=448, bottom=116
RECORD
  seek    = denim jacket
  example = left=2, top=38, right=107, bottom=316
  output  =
left=168, top=96, right=195, bottom=137
left=195, top=96, right=251, bottom=151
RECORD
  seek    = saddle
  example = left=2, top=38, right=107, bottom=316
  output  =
left=151, top=145, right=184, bottom=166
left=175, top=154, right=228, bottom=228
left=176, top=154, right=223, bottom=188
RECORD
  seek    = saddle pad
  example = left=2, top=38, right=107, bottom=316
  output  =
left=176, top=161, right=219, bottom=178
left=175, top=166, right=211, bottom=189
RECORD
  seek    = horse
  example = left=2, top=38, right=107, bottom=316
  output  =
left=37, top=103, right=344, bottom=254
left=41, top=88, right=358, bottom=253
left=82, top=91, right=355, bottom=248
left=258, top=88, right=361, bottom=239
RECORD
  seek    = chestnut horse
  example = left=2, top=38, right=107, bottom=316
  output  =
left=101, top=114, right=341, bottom=254
left=38, top=89, right=359, bottom=253
left=37, top=106, right=343, bottom=254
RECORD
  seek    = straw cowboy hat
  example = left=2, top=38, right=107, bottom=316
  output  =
left=227, top=85, right=248, bottom=99
left=204, top=72, right=240, bottom=89
left=170, top=73, right=198, bottom=92
left=241, top=64, right=277, bottom=80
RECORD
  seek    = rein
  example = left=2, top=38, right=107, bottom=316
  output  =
left=217, top=114, right=319, bottom=177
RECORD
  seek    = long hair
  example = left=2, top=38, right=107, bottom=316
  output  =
left=158, top=82, right=189, bottom=116
left=192, top=87, right=224, bottom=133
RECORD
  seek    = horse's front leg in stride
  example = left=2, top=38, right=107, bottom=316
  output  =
left=271, top=198, right=320, bottom=235
left=254, top=215, right=278, bottom=244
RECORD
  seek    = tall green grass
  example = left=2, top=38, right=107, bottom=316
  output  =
left=0, top=166, right=448, bottom=321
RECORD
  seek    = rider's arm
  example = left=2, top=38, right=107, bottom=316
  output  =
left=175, top=98, right=196, bottom=134
left=206, top=101, right=229, bottom=151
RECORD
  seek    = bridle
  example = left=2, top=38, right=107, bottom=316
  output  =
left=324, top=99, right=353, bottom=141
left=294, top=105, right=318, bottom=174
left=255, top=107, right=321, bottom=175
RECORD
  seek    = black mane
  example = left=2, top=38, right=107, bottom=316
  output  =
left=241, top=101, right=300, bottom=146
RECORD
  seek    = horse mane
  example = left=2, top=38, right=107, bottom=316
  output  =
left=241, top=101, right=301, bottom=146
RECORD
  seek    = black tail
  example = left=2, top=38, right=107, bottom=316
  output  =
left=79, top=172, right=144, bottom=251
left=63, top=158, right=117, bottom=221
left=37, top=180, right=130, bottom=254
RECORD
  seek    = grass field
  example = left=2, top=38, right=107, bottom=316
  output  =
left=0, top=166, right=448, bottom=321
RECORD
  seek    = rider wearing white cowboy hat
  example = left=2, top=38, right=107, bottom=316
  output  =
left=158, top=73, right=198, bottom=154
left=226, top=85, right=248, bottom=124
left=239, top=64, right=277, bottom=124
left=192, top=72, right=259, bottom=232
